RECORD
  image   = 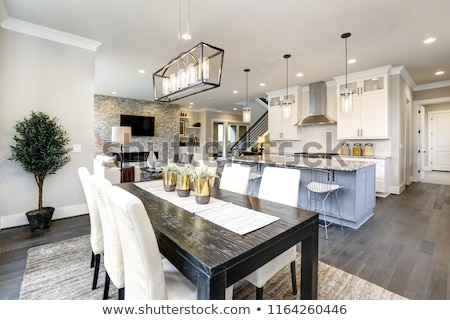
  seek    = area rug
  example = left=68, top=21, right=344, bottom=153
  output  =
left=19, top=235, right=407, bottom=300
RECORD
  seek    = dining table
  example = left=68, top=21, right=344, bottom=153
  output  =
left=118, top=181, right=319, bottom=300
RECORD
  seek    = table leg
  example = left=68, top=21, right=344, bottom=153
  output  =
left=196, top=272, right=226, bottom=300
left=300, top=220, right=319, bottom=299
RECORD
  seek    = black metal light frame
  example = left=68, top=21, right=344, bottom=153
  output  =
left=153, top=42, right=224, bottom=103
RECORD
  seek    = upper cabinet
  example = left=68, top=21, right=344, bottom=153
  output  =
left=267, top=86, right=302, bottom=140
left=334, top=65, right=391, bottom=140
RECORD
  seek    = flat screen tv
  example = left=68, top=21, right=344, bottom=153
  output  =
left=120, top=114, right=155, bottom=136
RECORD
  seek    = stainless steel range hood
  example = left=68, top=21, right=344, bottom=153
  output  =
left=295, top=81, right=336, bottom=126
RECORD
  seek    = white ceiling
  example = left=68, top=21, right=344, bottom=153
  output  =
left=2, top=0, right=450, bottom=112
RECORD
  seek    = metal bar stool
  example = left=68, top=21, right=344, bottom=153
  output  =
left=302, top=168, right=343, bottom=239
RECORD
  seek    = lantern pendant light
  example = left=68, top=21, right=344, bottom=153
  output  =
left=340, top=32, right=353, bottom=113
left=242, top=69, right=251, bottom=123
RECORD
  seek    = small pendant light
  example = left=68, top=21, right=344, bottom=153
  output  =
left=340, top=33, right=353, bottom=113
left=243, top=69, right=251, bottom=123
left=282, top=54, right=292, bottom=119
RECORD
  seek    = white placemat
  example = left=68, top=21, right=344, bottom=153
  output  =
left=134, top=180, right=279, bottom=235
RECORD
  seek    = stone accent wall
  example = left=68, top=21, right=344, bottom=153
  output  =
left=94, top=95, right=180, bottom=164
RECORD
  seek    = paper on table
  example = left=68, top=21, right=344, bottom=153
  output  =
left=134, top=180, right=280, bottom=235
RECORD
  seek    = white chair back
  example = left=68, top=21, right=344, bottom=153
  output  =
left=107, top=186, right=168, bottom=299
left=245, top=166, right=301, bottom=299
left=89, top=175, right=124, bottom=291
left=219, top=164, right=251, bottom=195
left=77, top=167, right=103, bottom=255
left=107, top=186, right=197, bottom=300
left=258, top=166, right=301, bottom=207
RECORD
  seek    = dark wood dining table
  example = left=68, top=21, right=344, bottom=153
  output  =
left=119, top=182, right=319, bottom=300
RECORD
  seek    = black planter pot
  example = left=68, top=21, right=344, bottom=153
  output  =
left=26, top=207, right=55, bottom=231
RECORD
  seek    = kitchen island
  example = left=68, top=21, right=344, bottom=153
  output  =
left=233, top=155, right=376, bottom=229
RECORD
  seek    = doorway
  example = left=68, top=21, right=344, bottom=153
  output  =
left=429, top=110, right=450, bottom=171
left=212, top=121, right=226, bottom=158
left=413, top=97, right=450, bottom=185
left=417, top=105, right=425, bottom=181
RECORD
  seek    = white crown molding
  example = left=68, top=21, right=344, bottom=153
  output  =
left=414, top=80, right=450, bottom=91
left=391, top=66, right=416, bottom=89
left=391, top=66, right=450, bottom=91
left=1, top=17, right=102, bottom=52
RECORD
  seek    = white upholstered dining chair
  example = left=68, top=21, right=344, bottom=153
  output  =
left=77, top=167, right=104, bottom=290
left=106, top=186, right=197, bottom=300
left=244, top=166, right=301, bottom=299
left=89, top=174, right=125, bottom=300
left=219, top=163, right=251, bottom=195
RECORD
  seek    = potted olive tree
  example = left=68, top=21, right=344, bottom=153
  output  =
left=9, top=111, right=71, bottom=231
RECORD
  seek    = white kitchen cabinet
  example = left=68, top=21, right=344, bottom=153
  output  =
left=267, top=86, right=302, bottom=140
left=334, top=65, right=391, bottom=140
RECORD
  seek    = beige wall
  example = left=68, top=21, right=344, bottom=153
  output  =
left=414, top=86, right=450, bottom=101
left=0, top=29, right=96, bottom=229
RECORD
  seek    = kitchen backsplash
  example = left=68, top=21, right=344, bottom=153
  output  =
left=269, top=125, right=392, bottom=157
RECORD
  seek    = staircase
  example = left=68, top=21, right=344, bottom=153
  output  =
left=230, top=110, right=268, bottom=157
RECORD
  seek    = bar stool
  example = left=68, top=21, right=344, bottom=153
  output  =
left=303, top=168, right=343, bottom=239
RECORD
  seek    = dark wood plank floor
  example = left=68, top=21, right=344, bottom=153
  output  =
left=1, top=181, right=449, bottom=300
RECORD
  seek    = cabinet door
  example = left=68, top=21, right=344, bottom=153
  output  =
left=268, top=105, right=282, bottom=140
left=360, top=93, right=388, bottom=138
left=337, top=97, right=361, bottom=139
left=355, top=167, right=376, bottom=219
left=362, top=75, right=386, bottom=95
left=267, top=88, right=301, bottom=140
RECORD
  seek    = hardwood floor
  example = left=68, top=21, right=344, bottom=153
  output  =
left=0, top=215, right=90, bottom=299
left=1, top=181, right=449, bottom=300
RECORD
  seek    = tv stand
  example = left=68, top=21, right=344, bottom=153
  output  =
left=114, top=151, right=157, bottom=163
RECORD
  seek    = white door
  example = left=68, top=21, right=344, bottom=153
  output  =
left=430, top=111, right=450, bottom=171
left=418, top=105, right=425, bottom=180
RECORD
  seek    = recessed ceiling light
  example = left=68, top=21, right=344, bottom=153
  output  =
left=112, top=91, right=117, bottom=95
left=435, top=70, right=445, bottom=75
left=423, top=37, right=436, bottom=44
left=233, top=107, right=238, bottom=111
left=233, top=90, right=238, bottom=94
left=259, top=83, right=266, bottom=87
left=296, top=73, right=304, bottom=77
left=182, top=33, right=192, bottom=40
left=138, top=69, right=146, bottom=74
left=348, top=58, right=356, bottom=64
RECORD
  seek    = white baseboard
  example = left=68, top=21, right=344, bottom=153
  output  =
left=389, top=183, right=406, bottom=195
left=0, top=203, right=88, bottom=230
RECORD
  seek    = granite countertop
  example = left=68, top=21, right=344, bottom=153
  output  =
left=233, top=155, right=376, bottom=171
left=337, top=155, right=391, bottom=160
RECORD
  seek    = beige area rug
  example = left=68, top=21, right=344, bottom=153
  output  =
left=19, top=235, right=406, bottom=300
